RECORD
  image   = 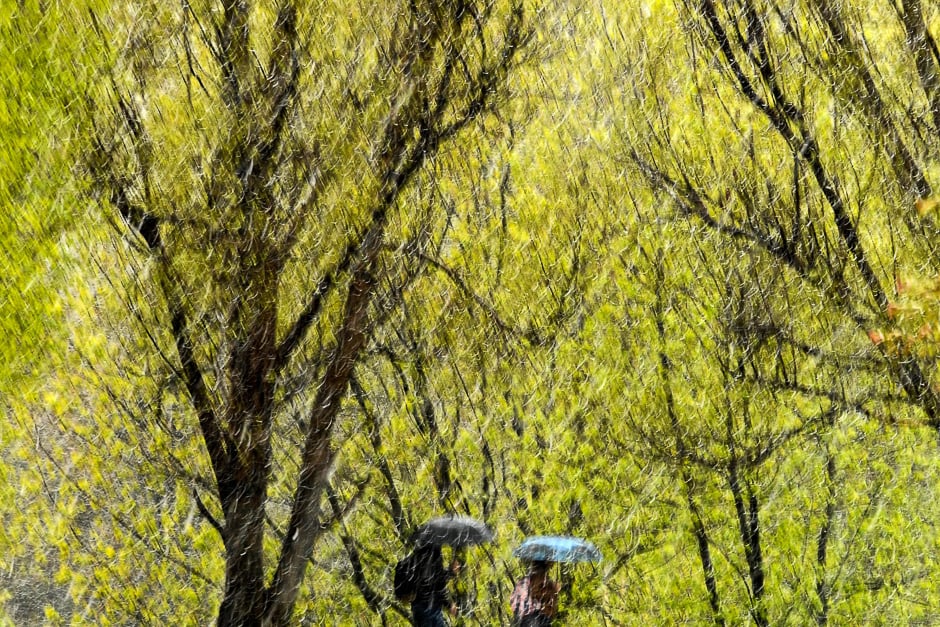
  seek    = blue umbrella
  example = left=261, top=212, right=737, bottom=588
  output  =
left=512, top=535, right=602, bottom=563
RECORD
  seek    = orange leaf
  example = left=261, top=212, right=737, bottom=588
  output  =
left=915, top=196, right=940, bottom=215
left=867, top=329, right=885, bottom=345
left=896, top=275, right=908, bottom=294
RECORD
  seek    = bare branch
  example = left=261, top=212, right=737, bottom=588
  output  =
left=194, top=488, right=225, bottom=539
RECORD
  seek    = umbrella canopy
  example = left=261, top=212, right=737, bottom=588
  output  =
left=413, top=515, right=495, bottom=548
left=512, top=535, right=602, bottom=563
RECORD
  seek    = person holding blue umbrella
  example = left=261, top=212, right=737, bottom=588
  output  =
left=510, top=535, right=602, bottom=625
left=510, top=560, right=561, bottom=626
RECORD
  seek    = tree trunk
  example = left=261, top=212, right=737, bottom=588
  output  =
left=218, top=478, right=269, bottom=626
left=264, top=265, right=378, bottom=625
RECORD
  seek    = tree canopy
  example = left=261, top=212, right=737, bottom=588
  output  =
left=4, top=0, right=940, bottom=624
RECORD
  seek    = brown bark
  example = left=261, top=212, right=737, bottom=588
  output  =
left=217, top=478, right=269, bottom=625
left=264, top=255, right=380, bottom=624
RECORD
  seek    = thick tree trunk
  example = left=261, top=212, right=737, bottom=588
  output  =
left=218, top=478, right=269, bottom=626
left=218, top=270, right=278, bottom=625
left=264, top=264, right=379, bottom=625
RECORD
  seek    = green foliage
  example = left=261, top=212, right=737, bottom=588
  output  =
left=6, top=0, right=940, bottom=624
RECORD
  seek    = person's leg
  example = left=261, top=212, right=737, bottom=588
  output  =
left=519, top=615, right=552, bottom=627
left=412, top=604, right=448, bottom=627
left=411, top=603, right=429, bottom=627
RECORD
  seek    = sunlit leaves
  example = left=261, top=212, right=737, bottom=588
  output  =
left=7, top=0, right=940, bottom=624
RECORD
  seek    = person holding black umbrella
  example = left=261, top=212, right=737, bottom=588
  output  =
left=398, top=544, right=459, bottom=626
left=396, top=515, right=493, bottom=626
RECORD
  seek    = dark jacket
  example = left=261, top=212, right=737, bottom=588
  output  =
left=411, top=546, right=452, bottom=610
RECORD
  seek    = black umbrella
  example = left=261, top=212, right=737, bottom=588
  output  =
left=412, top=515, right=495, bottom=548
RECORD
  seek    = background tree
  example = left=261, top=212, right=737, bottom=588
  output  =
left=622, top=0, right=940, bottom=426
left=604, top=0, right=940, bottom=622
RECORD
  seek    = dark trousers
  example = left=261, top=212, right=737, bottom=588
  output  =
left=412, top=602, right=447, bottom=627
left=517, top=614, right=553, bottom=627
